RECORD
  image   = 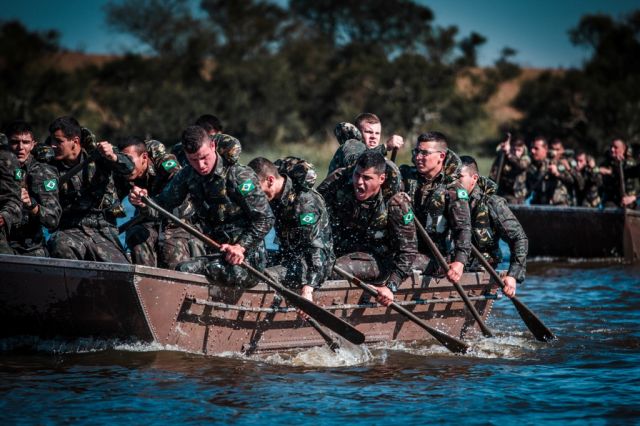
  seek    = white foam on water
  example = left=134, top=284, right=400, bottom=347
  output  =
left=244, top=342, right=374, bottom=367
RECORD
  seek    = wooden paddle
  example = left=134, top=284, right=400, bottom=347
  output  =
left=141, top=195, right=365, bottom=346
left=414, top=220, right=495, bottom=338
left=470, top=245, right=555, bottom=342
left=333, top=265, right=469, bottom=354
left=390, top=147, right=398, bottom=163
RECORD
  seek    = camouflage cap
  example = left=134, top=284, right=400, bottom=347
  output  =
left=334, top=122, right=362, bottom=145
left=212, top=134, right=242, bottom=165
left=275, top=156, right=317, bottom=191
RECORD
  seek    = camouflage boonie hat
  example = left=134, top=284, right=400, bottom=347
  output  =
left=275, top=156, right=317, bottom=191
left=334, top=122, right=362, bottom=145
left=212, top=134, right=242, bottom=165
left=145, top=139, right=167, bottom=161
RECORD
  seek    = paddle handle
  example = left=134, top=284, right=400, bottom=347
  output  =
left=619, top=160, right=627, bottom=207
left=390, top=148, right=398, bottom=163
left=495, top=151, right=505, bottom=191
left=333, top=265, right=469, bottom=354
left=414, top=220, right=494, bottom=338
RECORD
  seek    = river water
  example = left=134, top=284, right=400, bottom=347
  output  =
left=1, top=259, right=638, bottom=424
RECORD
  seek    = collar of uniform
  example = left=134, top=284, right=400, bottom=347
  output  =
left=210, top=154, right=227, bottom=178
left=418, top=170, right=444, bottom=185
left=22, top=154, right=34, bottom=170
left=279, top=175, right=294, bottom=204
left=357, top=188, right=384, bottom=209
left=470, top=183, right=483, bottom=200
left=56, top=149, right=88, bottom=171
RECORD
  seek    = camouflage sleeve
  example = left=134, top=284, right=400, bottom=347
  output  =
left=506, top=153, right=531, bottom=172
left=317, top=167, right=348, bottom=213
left=488, top=156, right=500, bottom=181
left=154, top=153, right=182, bottom=180
left=152, top=166, right=191, bottom=214
left=98, top=149, right=135, bottom=177
left=230, top=165, right=275, bottom=251
left=29, top=163, right=61, bottom=230
left=371, top=144, right=387, bottom=157
left=283, top=190, right=333, bottom=288
left=572, top=168, right=586, bottom=191
left=487, top=195, right=528, bottom=283
left=387, top=192, right=419, bottom=283
left=447, top=183, right=472, bottom=264
left=327, top=147, right=344, bottom=175
left=0, top=151, right=22, bottom=232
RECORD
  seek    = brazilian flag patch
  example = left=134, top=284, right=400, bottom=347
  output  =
left=299, top=212, right=317, bottom=225
left=238, top=179, right=255, bottom=196
left=456, top=188, right=469, bottom=200
left=403, top=210, right=414, bottom=225
left=161, top=159, right=178, bottom=172
left=14, top=168, right=24, bottom=181
left=43, top=178, right=58, bottom=192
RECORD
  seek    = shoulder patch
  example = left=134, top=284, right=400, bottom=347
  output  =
left=456, top=188, right=469, bottom=200
left=238, top=179, right=256, bottom=196
left=43, top=178, right=58, bottom=192
left=402, top=210, right=414, bottom=225
left=161, top=159, right=178, bottom=172
left=299, top=212, right=318, bottom=225
left=14, top=168, right=24, bottom=181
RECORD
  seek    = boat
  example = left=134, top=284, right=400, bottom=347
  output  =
left=0, top=254, right=499, bottom=355
left=509, top=205, right=640, bottom=262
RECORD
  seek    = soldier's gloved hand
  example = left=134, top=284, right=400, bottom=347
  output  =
left=129, top=186, right=148, bottom=207
left=446, top=261, right=464, bottom=283
left=502, top=276, right=517, bottom=298
left=97, top=141, right=118, bottom=162
left=297, top=285, right=314, bottom=320
left=220, top=243, right=245, bottom=265
left=374, top=285, right=394, bottom=307
left=385, top=134, right=404, bottom=151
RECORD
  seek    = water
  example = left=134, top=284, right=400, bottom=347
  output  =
left=1, top=261, right=639, bottom=424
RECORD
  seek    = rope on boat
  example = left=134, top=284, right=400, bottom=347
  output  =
left=187, top=294, right=499, bottom=314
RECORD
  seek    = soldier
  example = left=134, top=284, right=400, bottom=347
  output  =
left=115, top=136, right=199, bottom=268
left=327, top=122, right=363, bottom=174
left=573, top=149, right=602, bottom=208
left=527, top=137, right=574, bottom=206
left=489, top=135, right=531, bottom=204
left=248, top=157, right=334, bottom=304
left=173, top=114, right=224, bottom=167
left=459, top=156, right=528, bottom=298
left=46, top=116, right=133, bottom=263
left=399, top=131, right=472, bottom=284
left=327, top=113, right=404, bottom=173
left=318, top=150, right=420, bottom=306
left=0, top=147, right=22, bottom=254
left=130, top=126, right=274, bottom=288
left=599, top=138, right=638, bottom=208
left=5, top=121, right=61, bottom=256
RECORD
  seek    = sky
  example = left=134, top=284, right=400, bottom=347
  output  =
left=1, top=0, right=639, bottom=68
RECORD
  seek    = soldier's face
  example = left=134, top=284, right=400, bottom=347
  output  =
left=514, top=145, right=525, bottom=157
left=576, top=154, right=587, bottom=171
left=50, top=130, right=81, bottom=162
left=531, top=140, right=547, bottom=161
left=257, top=175, right=277, bottom=201
left=8, top=132, right=35, bottom=164
left=610, top=139, right=625, bottom=161
left=414, top=141, right=445, bottom=177
left=359, top=122, right=381, bottom=148
left=186, top=141, right=217, bottom=175
left=121, top=145, right=149, bottom=181
left=459, top=166, right=478, bottom=194
left=353, top=165, right=385, bottom=201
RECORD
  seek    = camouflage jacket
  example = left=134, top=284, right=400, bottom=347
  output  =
left=527, top=158, right=574, bottom=206
left=152, top=156, right=274, bottom=252
left=572, top=166, right=602, bottom=208
left=400, top=164, right=472, bottom=265
left=489, top=149, right=531, bottom=203
left=468, top=176, right=528, bottom=282
left=600, top=154, right=638, bottom=207
left=9, top=155, right=62, bottom=252
left=0, top=149, right=22, bottom=236
left=328, top=142, right=389, bottom=175
left=318, top=170, right=418, bottom=284
left=270, top=176, right=334, bottom=288
left=54, top=149, right=134, bottom=229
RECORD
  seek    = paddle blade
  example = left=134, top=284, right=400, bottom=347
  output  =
left=511, top=296, right=556, bottom=342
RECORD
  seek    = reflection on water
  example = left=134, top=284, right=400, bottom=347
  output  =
left=1, top=261, right=639, bottom=424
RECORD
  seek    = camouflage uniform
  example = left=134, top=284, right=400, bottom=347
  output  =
left=572, top=164, right=603, bottom=208
left=334, top=122, right=362, bottom=145
left=47, top=149, right=133, bottom=263
left=489, top=147, right=531, bottom=204
left=8, top=155, right=61, bottom=256
left=318, top=167, right=419, bottom=287
left=266, top=158, right=334, bottom=289
left=115, top=140, right=203, bottom=268
left=151, top=138, right=274, bottom=288
left=467, top=176, right=528, bottom=283
left=600, top=153, right=638, bottom=208
left=327, top=139, right=366, bottom=174
left=400, top=151, right=472, bottom=269
left=0, top=149, right=22, bottom=254
left=527, top=158, right=575, bottom=206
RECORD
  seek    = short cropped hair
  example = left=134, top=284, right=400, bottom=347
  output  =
left=532, top=136, right=547, bottom=147
left=117, top=136, right=146, bottom=155
left=354, top=112, right=381, bottom=130
left=195, top=114, right=223, bottom=133
left=181, top=125, right=210, bottom=154
left=4, top=120, right=34, bottom=139
left=248, top=157, right=280, bottom=180
left=355, top=150, right=386, bottom=174
left=416, top=131, right=448, bottom=151
left=460, top=155, right=479, bottom=176
left=49, top=116, right=81, bottom=139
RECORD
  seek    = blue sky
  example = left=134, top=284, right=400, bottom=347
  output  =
left=1, top=0, right=639, bottom=68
